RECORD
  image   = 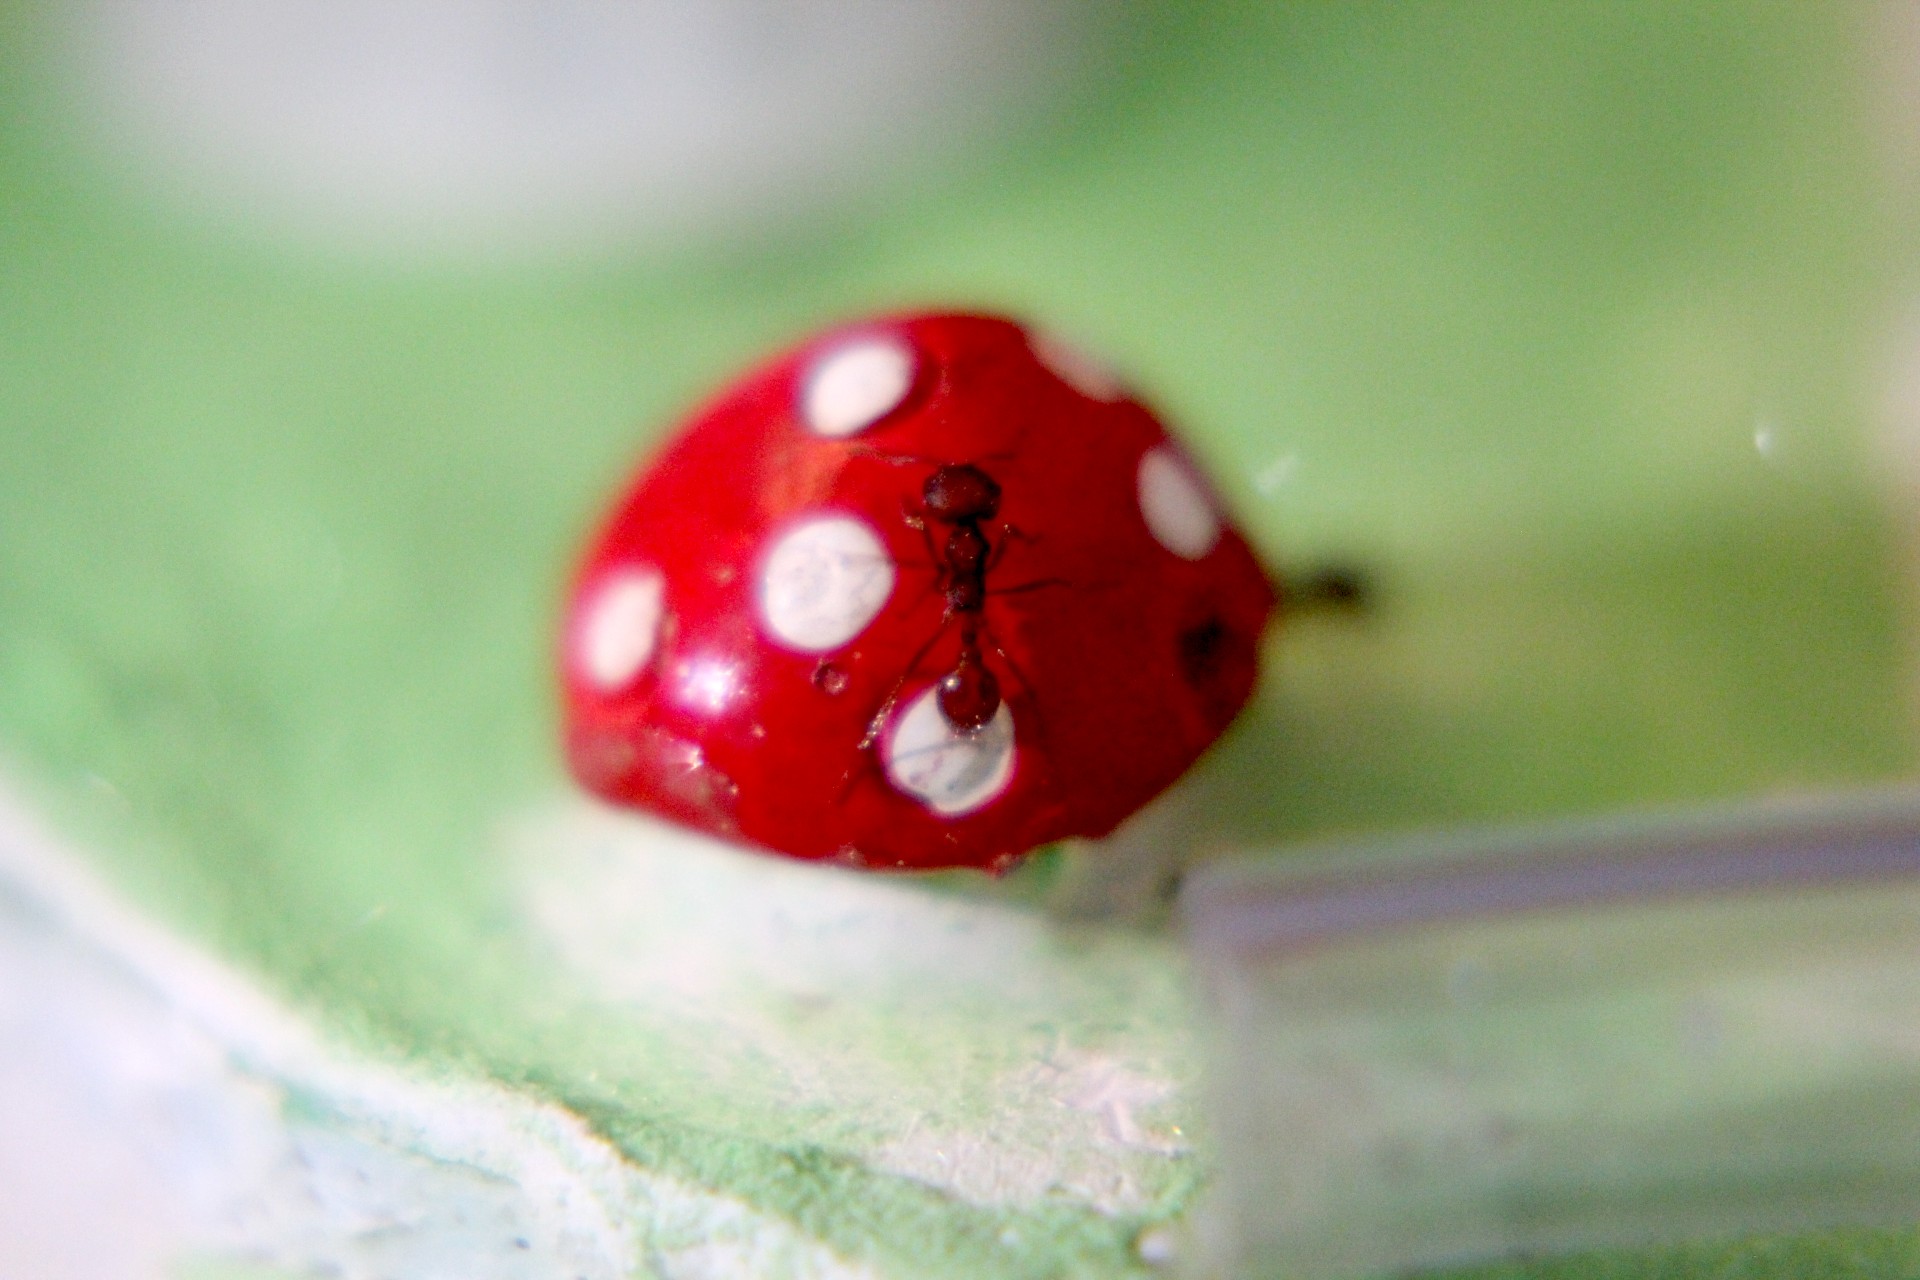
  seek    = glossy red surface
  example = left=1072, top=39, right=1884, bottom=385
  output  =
left=561, top=313, right=1277, bottom=870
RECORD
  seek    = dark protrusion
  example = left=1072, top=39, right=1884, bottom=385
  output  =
left=1292, top=566, right=1368, bottom=612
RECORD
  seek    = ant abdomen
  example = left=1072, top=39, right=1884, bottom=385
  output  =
left=937, top=657, right=1001, bottom=732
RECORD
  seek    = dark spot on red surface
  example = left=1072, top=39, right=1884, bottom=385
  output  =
left=1178, top=616, right=1229, bottom=686
left=1177, top=613, right=1257, bottom=726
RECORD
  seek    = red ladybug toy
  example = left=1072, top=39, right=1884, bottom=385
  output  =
left=561, top=313, right=1277, bottom=871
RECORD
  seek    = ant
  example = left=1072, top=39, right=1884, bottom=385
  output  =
left=841, top=455, right=1046, bottom=752
left=913, top=462, right=1006, bottom=733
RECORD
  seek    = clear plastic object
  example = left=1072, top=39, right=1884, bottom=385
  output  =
left=1180, top=791, right=1920, bottom=1279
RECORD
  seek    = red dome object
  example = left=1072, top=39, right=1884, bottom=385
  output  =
left=560, top=313, right=1277, bottom=871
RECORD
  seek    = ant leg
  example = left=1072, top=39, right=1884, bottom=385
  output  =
left=986, top=522, right=1041, bottom=574
left=988, top=577, right=1071, bottom=597
left=989, top=564, right=1128, bottom=598
left=849, top=446, right=932, bottom=469
left=897, top=562, right=941, bottom=610
left=910, top=504, right=945, bottom=581
left=850, top=446, right=1019, bottom=470
left=855, top=621, right=955, bottom=753
left=852, top=444, right=1018, bottom=462
left=834, top=631, right=941, bottom=803
left=975, top=623, right=1059, bottom=795
left=999, top=521, right=1040, bottom=544
left=878, top=496, right=944, bottom=590
left=835, top=622, right=957, bottom=802
left=976, top=617, right=1051, bottom=752
left=837, top=545, right=938, bottom=607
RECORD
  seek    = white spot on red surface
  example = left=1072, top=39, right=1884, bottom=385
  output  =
left=883, top=685, right=1014, bottom=816
left=801, top=335, right=916, bottom=438
left=576, top=565, right=665, bottom=691
left=1029, top=330, right=1123, bottom=402
left=1136, top=444, right=1220, bottom=560
left=757, top=514, right=895, bottom=652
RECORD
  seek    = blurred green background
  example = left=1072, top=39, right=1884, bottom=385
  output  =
left=2, top=2, right=1918, bottom=1277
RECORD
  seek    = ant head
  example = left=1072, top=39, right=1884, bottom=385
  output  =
left=923, top=463, right=1000, bottom=523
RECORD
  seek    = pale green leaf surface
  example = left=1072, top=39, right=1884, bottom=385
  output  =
left=0, top=4, right=1915, bottom=1278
